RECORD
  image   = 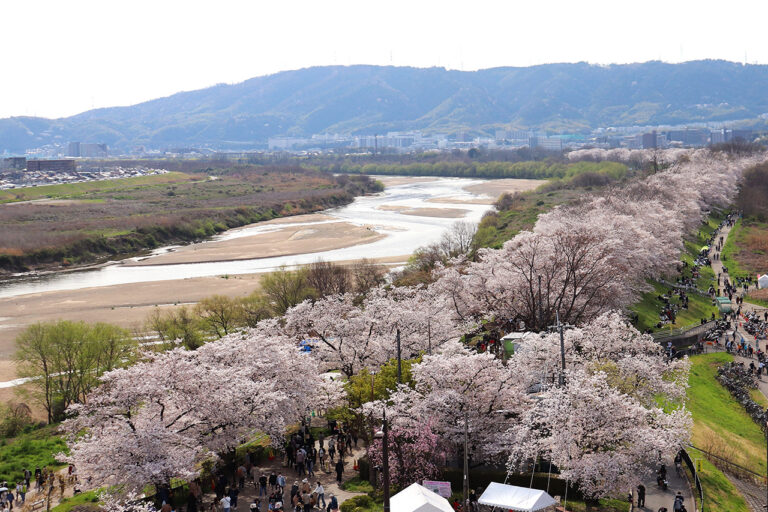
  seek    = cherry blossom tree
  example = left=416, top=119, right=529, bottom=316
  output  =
left=366, top=341, right=530, bottom=462
left=367, top=421, right=444, bottom=490
left=281, top=285, right=463, bottom=378
left=504, top=313, right=691, bottom=498
left=62, top=330, right=341, bottom=491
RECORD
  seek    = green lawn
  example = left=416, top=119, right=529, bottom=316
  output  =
left=0, top=425, right=67, bottom=483
left=0, top=172, right=197, bottom=203
left=686, top=353, right=765, bottom=512
left=631, top=281, right=718, bottom=333
left=50, top=490, right=100, bottom=512
left=721, top=218, right=749, bottom=279
left=686, top=447, right=750, bottom=512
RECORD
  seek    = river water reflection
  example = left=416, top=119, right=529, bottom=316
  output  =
left=0, top=177, right=495, bottom=299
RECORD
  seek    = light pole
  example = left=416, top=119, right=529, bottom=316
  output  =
left=369, top=370, right=377, bottom=487
left=373, top=411, right=391, bottom=512
left=463, top=411, right=469, bottom=512
left=548, top=312, right=574, bottom=387
left=396, top=328, right=402, bottom=385
left=383, top=410, right=390, bottom=512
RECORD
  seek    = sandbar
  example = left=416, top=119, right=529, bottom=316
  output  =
left=374, top=176, right=440, bottom=187
left=0, top=255, right=411, bottom=383
left=427, top=178, right=544, bottom=205
left=126, top=220, right=384, bottom=266
left=377, top=205, right=470, bottom=218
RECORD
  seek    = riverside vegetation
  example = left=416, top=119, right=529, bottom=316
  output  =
left=0, top=166, right=382, bottom=274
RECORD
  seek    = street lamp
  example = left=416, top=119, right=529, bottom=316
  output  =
left=374, top=411, right=391, bottom=512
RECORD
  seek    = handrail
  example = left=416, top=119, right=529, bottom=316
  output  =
left=680, top=447, right=705, bottom=512
left=651, top=321, right=716, bottom=341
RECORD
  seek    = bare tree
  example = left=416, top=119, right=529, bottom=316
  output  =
left=306, top=259, right=351, bottom=296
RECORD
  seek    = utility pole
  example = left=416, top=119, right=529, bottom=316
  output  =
left=427, top=321, right=432, bottom=356
left=463, top=411, right=469, bottom=511
left=396, top=329, right=402, bottom=385
left=369, top=371, right=376, bottom=487
left=537, top=275, right=543, bottom=331
left=383, top=410, right=390, bottom=512
left=548, top=312, right=574, bottom=387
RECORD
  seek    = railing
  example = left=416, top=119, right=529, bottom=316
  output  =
left=680, top=448, right=705, bottom=512
left=651, top=320, right=716, bottom=341
left=658, top=278, right=711, bottom=298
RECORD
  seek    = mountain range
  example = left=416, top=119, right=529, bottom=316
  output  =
left=3, top=60, right=768, bottom=153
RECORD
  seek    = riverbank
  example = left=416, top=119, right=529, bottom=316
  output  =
left=0, top=169, right=382, bottom=275
left=0, top=176, right=544, bottom=384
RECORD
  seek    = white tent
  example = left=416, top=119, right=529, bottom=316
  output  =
left=478, top=482, right=557, bottom=512
left=391, top=483, right=455, bottom=512
left=758, top=274, right=768, bottom=290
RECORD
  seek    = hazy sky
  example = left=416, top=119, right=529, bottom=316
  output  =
left=2, top=0, right=767, bottom=119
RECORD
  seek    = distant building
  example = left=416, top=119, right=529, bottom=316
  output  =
left=529, top=136, right=563, bottom=151
left=0, top=157, right=27, bottom=170
left=69, top=142, right=108, bottom=158
left=667, top=129, right=709, bottom=147
left=641, top=131, right=657, bottom=149
left=26, top=159, right=76, bottom=172
left=68, top=142, right=81, bottom=157
left=80, top=143, right=108, bottom=158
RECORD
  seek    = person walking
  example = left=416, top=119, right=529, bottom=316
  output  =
left=314, top=482, right=325, bottom=509
left=673, top=491, right=684, bottom=511
left=220, top=494, right=232, bottom=512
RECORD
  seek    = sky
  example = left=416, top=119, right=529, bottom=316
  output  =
left=2, top=0, right=768, bottom=119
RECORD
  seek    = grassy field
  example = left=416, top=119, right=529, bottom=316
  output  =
left=0, top=172, right=199, bottom=203
left=719, top=217, right=768, bottom=308
left=722, top=218, right=768, bottom=278
left=631, top=281, right=718, bottom=333
left=50, top=491, right=100, bottom=512
left=686, top=353, right=765, bottom=512
left=0, top=424, right=67, bottom=483
left=0, top=165, right=380, bottom=273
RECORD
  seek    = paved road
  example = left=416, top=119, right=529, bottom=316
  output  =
left=635, top=461, right=691, bottom=512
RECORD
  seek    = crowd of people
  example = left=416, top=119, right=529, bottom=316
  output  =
left=174, top=421, right=358, bottom=512
left=0, top=465, right=79, bottom=511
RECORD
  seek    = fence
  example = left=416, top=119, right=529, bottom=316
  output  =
left=658, top=278, right=711, bottom=298
left=680, top=448, right=705, bottom=512
left=651, top=321, right=716, bottom=342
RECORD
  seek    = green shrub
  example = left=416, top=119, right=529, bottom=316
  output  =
left=340, top=495, right=373, bottom=512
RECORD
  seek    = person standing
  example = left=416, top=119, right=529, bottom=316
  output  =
left=334, top=459, right=344, bottom=484
left=636, top=484, right=645, bottom=508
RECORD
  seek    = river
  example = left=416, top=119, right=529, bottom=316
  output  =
left=0, top=177, right=497, bottom=299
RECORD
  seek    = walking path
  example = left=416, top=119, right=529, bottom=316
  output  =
left=700, top=218, right=768, bottom=512
left=636, top=463, right=690, bottom=512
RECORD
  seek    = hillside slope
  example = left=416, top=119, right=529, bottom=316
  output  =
left=3, top=60, right=768, bottom=151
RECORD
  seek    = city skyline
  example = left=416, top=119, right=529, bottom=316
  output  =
left=2, top=0, right=768, bottom=119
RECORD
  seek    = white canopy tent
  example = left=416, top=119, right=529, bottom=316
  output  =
left=478, top=482, right=558, bottom=512
left=391, top=483, right=455, bottom=512
left=758, top=274, right=768, bottom=290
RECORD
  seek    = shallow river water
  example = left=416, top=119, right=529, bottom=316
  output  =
left=0, top=177, right=493, bottom=299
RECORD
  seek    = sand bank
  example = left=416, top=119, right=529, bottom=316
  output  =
left=126, top=220, right=384, bottom=266
left=0, top=255, right=410, bottom=382
left=377, top=205, right=470, bottom=218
